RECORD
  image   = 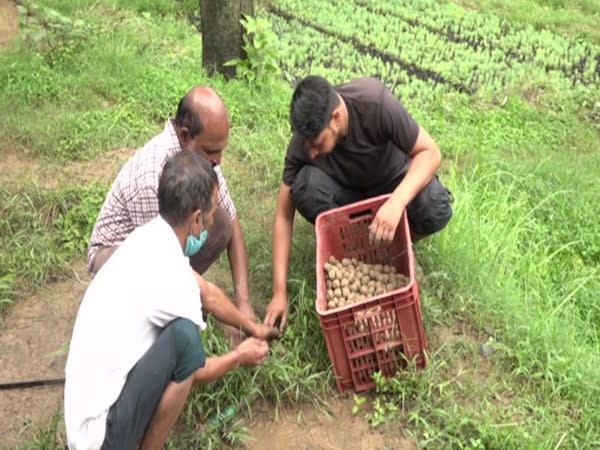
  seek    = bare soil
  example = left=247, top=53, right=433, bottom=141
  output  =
left=246, top=397, right=415, bottom=450
left=0, top=0, right=17, bottom=48
left=1, top=147, right=135, bottom=190
left=0, top=260, right=89, bottom=449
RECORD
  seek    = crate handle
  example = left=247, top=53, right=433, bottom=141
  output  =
left=353, top=305, right=381, bottom=323
left=348, top=208, right=374, bottom=223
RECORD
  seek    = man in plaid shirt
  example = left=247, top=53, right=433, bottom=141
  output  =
left=88, top=86, right=271, bottom=342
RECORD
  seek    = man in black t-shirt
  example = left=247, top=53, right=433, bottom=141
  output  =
left=263, top=76, right=452, bottom=331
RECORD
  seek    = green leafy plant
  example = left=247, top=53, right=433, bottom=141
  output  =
left=352, top=394, right=366, bottom=415
left=224, top=15, right=281, bottom=85
left=15, top=1, right=91, bottom=67
left=53, top=182, right=108, bottom=255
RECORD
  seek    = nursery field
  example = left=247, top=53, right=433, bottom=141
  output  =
left=0, top=0, right=599, bottom=448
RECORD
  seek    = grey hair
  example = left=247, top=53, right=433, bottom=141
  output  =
left=158, top=150, right=218, bottom=226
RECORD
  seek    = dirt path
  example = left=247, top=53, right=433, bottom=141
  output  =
left=0, top=0, right=17, bottom=48
left=1, top=147, right=135, bottom=190
left=247, top=397, right=415, bottom=450
left=0, top=260, right=89, bottom=449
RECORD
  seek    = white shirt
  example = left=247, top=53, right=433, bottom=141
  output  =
left=65, top=216, right=206, bottom=450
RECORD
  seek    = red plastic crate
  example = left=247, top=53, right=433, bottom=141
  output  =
left=315, top=194, right=428, bottom=393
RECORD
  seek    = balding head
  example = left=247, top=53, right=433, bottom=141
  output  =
left=175, top=86, right=229, bottom=138
left=174, top=86, right=231, bottom=166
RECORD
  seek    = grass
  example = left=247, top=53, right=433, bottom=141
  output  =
left=446, top=0, right=600, bottom=44
left=1, top=0, right=599, bottom=448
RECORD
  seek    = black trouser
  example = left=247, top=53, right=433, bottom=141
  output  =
left=291, top=164, right=453, bottom=236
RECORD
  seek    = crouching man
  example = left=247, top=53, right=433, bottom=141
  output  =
left=64, top=151, right=270, bottom=450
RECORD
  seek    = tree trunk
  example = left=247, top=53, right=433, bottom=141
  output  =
left=200, top=0, right=254, bottom=78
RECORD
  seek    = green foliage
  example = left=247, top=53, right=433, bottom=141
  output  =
left=15, top=1, right=92, bottom=68
left=0, top=182, right=108, bottom=305
left=17, top=408, right=64, bottom=450
left=52, top=182, right=107, bottom=255
left=224, top=15, right=281, bottom=85
left=0, top=273, right=16, bottom=311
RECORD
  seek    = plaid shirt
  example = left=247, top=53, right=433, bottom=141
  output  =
left=87, top=120, right=237, bottom=270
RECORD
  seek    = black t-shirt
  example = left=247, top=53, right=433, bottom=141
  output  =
left=282, top=77, right=420, bottom=189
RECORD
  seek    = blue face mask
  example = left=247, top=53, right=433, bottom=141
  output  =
left=184, top=230, right=208, bottom=257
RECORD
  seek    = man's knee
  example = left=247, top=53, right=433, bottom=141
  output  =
left=169, top=318, right=205, bottom=382
left=407, top=175, right=453, bottom=236
left=89, top=245, right=118, bottom=275
left=207, top=207, right=232, bottom=251
left=291, top=165, right=358, bottom=224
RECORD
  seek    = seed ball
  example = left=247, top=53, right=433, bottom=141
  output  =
left=327, top=301, right=335, bottom=309
left=326, top=280, right=332, bottom=289
left=333, top=288, right=342, bottom=297
left=368, top=280, right=375, bottom=288
left=332, top=279, right=340, bottom=289
left=380, top=273, right=389, bottom=283
left=328, top=255, right=338, bottom=265
left=341, top=278, right=349, bottom=287
left=361, top=265, right=369, bottom=275
left=341, top=258, right=351, bottom=267
left=360, top=285, right=368, bottom=295
left=368, top=286, right=375, bottom=295
left=386, top=283, right=395, bottom=291
left=327, top=289, right=334, bottom=300
left=383, top=265, right=391, bottom=273
left=352, top=281, right=361, bottom=292
left=342, top=287, right=350, bottom=297
left=351, top=257, right=358, bottom=266
left=327, top=269, right=336, bottom=280
left=324, top=262, right=332, bottom=272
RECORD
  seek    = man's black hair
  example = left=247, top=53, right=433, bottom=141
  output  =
left=158, top=150, right=217, bottom=227
left=174, top=94, right=203, bottom=138
left=290, top=75, right=340, bottom=139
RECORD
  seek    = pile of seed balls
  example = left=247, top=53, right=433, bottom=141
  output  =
left=324, top=256, right=409, bottom=310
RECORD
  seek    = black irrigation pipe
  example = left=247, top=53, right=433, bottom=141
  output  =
left=354, top=0, right=600, bottom=87
left=269, top=6, right=475, bottom=95
left=0, top=377, right=65, bottom=390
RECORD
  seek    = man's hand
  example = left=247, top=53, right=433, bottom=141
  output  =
left=264, top=295, right=288, bottom=332
left=368, top=197, right=404, bottom=246
left=249, top=321, right=281, bottom=341
left=237, top=337, right=270, bottom=367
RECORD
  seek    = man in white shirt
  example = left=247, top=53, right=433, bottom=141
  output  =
left=65, top=151, right=270, bottom=450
